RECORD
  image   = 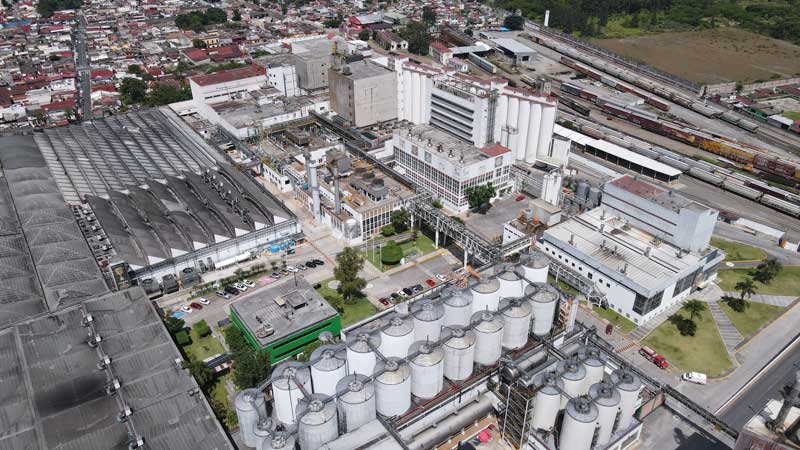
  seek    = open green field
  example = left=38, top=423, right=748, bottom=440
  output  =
left=182, top=327, right=225, bottom=361
left=784, top=111, right=800, bottom=120
left=717, top=267, right=800, bottom=297
left=592, top=306, right=638, bottom=334
left=316, top=278, right=378, bottom=327
left=718, top=300, right=784, bottom=338
left=642, top=306, right=732, bottom=376
left=364, top=232, right=437, bottom=271
left=710, top=237, right=767, bottom=262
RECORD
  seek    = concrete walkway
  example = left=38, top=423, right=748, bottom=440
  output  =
left=708, top=301, right=743, bottom=353
left=629, top=301, right=685, bottom=341
left=723, top=292, right=797, bottom=307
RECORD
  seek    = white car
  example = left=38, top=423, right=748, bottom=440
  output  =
left=435, top=273, right=447, bottom=282
left=396, top=289, right=406, bottom=297
left=180, top=306, right=193, bottom=314
left=682, top=372, right=707, bottom=385
left=233, top=283, right=247, bottom=292
left=287, top=266, right=299, bottom=273
left=242, top=279, right=255, bottom=288
left=198, top=297, right=210, bottom=305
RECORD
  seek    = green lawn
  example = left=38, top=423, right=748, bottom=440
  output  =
left=710, top=237, right=767, bottom=262
left=642, top=306, right=732, bottom=376
left=592, top=306, right=638, bottom=334
left=598, top=15, right=647, bottom=39
left=364, top=232, right=437, bottom=271
left=718, top=300, right=784, bottom=338
left=717, top=267, right=800, bottom=297
left=183, top=327, right=225, bottom=361
left=784, top=111, right=800, bottom=121
left=315, top=278, right=378, bottom=327
left=547, top=274, right=580, bottom=296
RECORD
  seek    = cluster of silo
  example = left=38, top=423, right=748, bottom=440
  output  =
left=411, top=299, right=444, bottom=342
left=310, top=345, right=347, bottom=397
left=297, top=394, right=338, bottom=450
left=336, top=374, right=376, bottom=433
left=573, top=180, right=602, bottom=209
left=374, top=357, right=412, bottom=416
left=346, top=331, right=381, bottom=376
left=441, top=286, right=473, bottom=327
left=271, top=361, right=312, bottom=426
left=380, top=314, right=415, bottom=358
left=442, top=326, right=475, bottom=382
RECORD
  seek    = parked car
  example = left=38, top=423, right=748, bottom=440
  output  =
left=189, top=302, right=203, bottom=310
left=232, top=283, right=247, bottom=292
left=297, top=264, right=307, bottom=271
left=215, top=290, right=229, bottom=299
left=305, top=261, right=317, bottom=268
left=682, top=372, right=707, bottom=385
left=198, top=297, right=210, bottom=305
left=312, top=259, right=324, bottom=266
left=379, top=297, right=390, bottom=306
left=402, top=287, right=414, bottom=296
left=435, top=273, right=447, bottom=282
left=271, top=272, right=281, bottom=278
left=242, top=279, right=255, bottom=288
left=280, top=269, right=289, bottom=275
left=180, top=306, right=193, bottom=313
left=425, top=279, right=436, bottom=287
left=639, top=346, right=669, bottom=369
left=412, top=284, right=424, bottom=292
left=287, top=266, right=299, bottom=273
left=225, top=286, right=240, bottom=296
left=390, top=292, right=400, bottom=300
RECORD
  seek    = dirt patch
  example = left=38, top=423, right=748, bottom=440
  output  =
left=593, top=28, right=800, bottom=84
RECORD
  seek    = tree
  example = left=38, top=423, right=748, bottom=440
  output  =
left=323, top=15, right=343, bottom=28
left=120, top=77, right=147, bottom=105
left=224, top=324, right=250, bottom=355
left=232, top=8, right=242, bottom=21
left=185, top=357, right=213, bottom=390
left=400, top=21, right=430, bottom=55
left=678, top=319, right=697, bottom=337
left=193, top=38, right=208, bottom=48
left=233, top=350, right=271, bottom=389
left=381, top=224, right=396, bottom=237
left=165, top=316, right=186, bottom=335
left=432, top=199, right=443, bottom=209
left=753, top=259, right=782, bottom=285
left=127, top=64, right=143, bottom=75
left=726, top=296, right=749, bottom=313
left=684, top=300, right=706, bottom=322
left=194, top=320, right=212, bottom=338
left=175, top=330, right=192, bottom=346
left=465, top=183, right=496, bottom=210
left=735, top=277, right=757, bottom=300
left=390, top=208, right=410, bottom=233
left=504, top=15, right=525, bottom=31
left=334, top=247, right=367, bottom=303
left=381, top=240, right=404, bottom=266
left=358, top=29, right=371, bottom=41
left=422, top=5, right=437, bottom=27
left=49, top=54, right=61, bottom=61
left=145, top=83, right=192, bottom=106
left=297, top=340, right=322, bottom=362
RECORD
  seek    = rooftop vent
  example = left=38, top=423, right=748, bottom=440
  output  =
left=87, top=334, right=102, bottom=348
left=117, top=407, right=132, bottom=423
left=81, top=314, right=94, bottom=327
left=106, top=379, right=121, bottom=395
left=97, top=355, right=112, bottom=370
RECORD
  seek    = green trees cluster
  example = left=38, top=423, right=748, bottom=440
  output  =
left=753, top=259, right=782, bottom=285
left=119, top=78, right=192, bottom=107
left=324, top=15, right=343, bottom=28
left=224, top=325, right=271, bottom=390
left=401, top=21, right=431, bottom=55
left=334, top=247, right=367, bottom=303
left=37, top=0, right=82, bottom=18
left=175, top=7, right=228, bottom=32
left=465, top=183, right=496, bottom=210
left=668, top=299, right=706, bottom=337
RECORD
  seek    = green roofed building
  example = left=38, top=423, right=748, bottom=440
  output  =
left=230, top=277, right=340, bottom=363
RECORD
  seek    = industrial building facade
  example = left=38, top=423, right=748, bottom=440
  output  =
left=329, top=61, right=398, bottom=127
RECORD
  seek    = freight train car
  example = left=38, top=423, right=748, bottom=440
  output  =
left=468, top=53, right=496, bottom=74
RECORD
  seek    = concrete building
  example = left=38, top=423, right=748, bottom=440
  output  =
left=296, top=47, right=332, bottom=92
left=189, top=64, right=267, bottom=106
left=376, top=30, right=408, bottom=51
left=260, top=53, right=304, bottom=97
left=491, top=38, right=537, bottom=65
left=392, top=124, right=514, bottom=213
left=329, top=60, right=397, bottom=128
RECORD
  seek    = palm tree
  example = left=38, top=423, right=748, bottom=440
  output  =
left=735, top=277, right=757, bottom=301
left=184, top=357, right=213, bottom=391
left=684, top=299, right=706, bottom=322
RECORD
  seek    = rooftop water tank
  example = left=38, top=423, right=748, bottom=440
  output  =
left=374, top=357, right=412, bottom=416
left=559, top=397, right=599, bottom=450
left=346, top=331, right=381, bottom=376
left=530, top=371, right=563, bottom=431
left=409, top=341, right=445, bottom=399
left=411, top=299, right=444, bottom=342
left=499, top=297, right=533, bottom=350
left=297, top=394, right=339, bottom=450
left=471, top=277, right=501, bottom=314
left=528, top=283, right=559, bottom=336
left=517, top=250, right=549, bottom=284
left=441, top=286, right=473, bottom=327
left=578, top=345, right=605, bottom=388
left=558, top=359, right=588, bottom=407
left=336, top=374, right=376, bottom=433
left=258, top=431, right=295, bottom=450
left=590, top=381, right=621, bottom=445
left=271, top=361, right=312, bottom=425
left=234, top=388, right=267, bottom=448
left=496, top=264, right=526, bottom=299
left=310, top=344, right=347, bottom=397
left=442, top=326, right=476, bottom=382
left=611, top=368, right=642, bottom=431
left=380, top=314, right=415, bottom=358
left=471, top=311, right=504, bottom=366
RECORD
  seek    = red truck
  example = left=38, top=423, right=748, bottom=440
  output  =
left=639, top=346, right=669, bottom=369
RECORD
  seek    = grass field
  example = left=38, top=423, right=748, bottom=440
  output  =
left=592, top=306, right=638, bottom=334
left=710, top=237, right=767, bottom=262
left=593, top=27, right=800, bottom=83
left=784, top=111, right=800, bottom=120
left=717, top=267, right=800, bottom=297
left=316, top=278, right=378, bottom=327
left=642, top=306, right=732, bottom=376
left=718, top=300, right=784, bottom=338
left=364, top=232, right=437, bottom=272
left=183, top=327, right=225, bottom=361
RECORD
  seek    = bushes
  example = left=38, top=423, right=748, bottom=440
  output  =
left=194, top=320, right=211, bottom=338
left=381, top=224, right=395, bottom=237
left=668, top=314, right=697, bottom=337
left=175, top=330, right=192, bottom=346
left=381, top=240, right=403, bottom=266
left=725, top=296, right=749, bottom=313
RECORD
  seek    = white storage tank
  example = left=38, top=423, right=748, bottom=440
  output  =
left=409, top=341, right=445, bottom=399
left=528, top=283, right=559, bottom=336
left=578, top=345, right=606, bottom=388
left=530, top=371, right=563, bottom=431
left=259, top=431, right=295, bottom=450
left=517, top=250, right=549, bottom=284
left=271, top=361, right=312, bottom=425
left=374, top=357, right=412, bottom=416
left=470, top=277, right=501, bottom=314
left=499, top=297, right=533, bottom=350
left=496, top=264, right=525, bottom=299
left=611, top=368, right=642, bottom=431
left=559, top=397, right=599, bottom=450
left=558, top=359, right=588, bottom=407
left=253, top=417, right=273, bottom=449
left=443, top=326, right=475, bottom=382
left=310, top=344, right=347, bottom=397
left=380, top=314, right=415, bottom=358
left=336, top=374, right=376, bottom=433
left=297, top=394, right=339, bottom=450
left=346, top=331, right=381, bottom=376
left=590, top=382, right=621, bottom=445
left=411, top=299, right=444, bottom=342
left=471, top=311, right=504, bottom=366
left=442, top=286, right=473, bottom=327
left=234, top=388, right=267, bottom=448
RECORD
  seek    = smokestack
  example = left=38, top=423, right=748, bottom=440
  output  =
left=304, top=149, right=321, bottom=224
left=333, top=163, right=342, bottom=215
left=544, top=10, right=550, bottom=27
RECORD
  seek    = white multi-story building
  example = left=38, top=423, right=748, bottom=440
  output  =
left=189, top=64, right=267, bottom=107
left=260, top=54, right=304, bottom=97
left=392, top=124, right=514, bottom=213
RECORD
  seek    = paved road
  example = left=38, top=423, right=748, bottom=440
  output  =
left=74, top=14, right=91, bottom=120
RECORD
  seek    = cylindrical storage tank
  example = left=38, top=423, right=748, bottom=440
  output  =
left=297, top=394, right=338, bottom=450
left=471, top=311, right=504, bottom=366
left=590, top=382, right=621, bottom=445
left=588, top=186, right=602, bottom=207
left=409, top=341, right=444, bottom=399
left=528, top=283, right=559, bottom=336
left=252, top=416, right=273, bottom=449
left=258, top=431, right=295, bottom=450
left=508, top=97, right=520, bottom=153
left=517, top=250, right=549, bottom=284
left=537, top=105, right=556, bottom=163
left=346, top=331, right=381, bottom=376
left=310, top=344, right=347, bottom=397
left=499, top=298, right=532, bottom=350
left=530, top=371, right=563, bottom=431
left=442, top=286, right=473, bottom=327
left=411, top=299, right=444, bottom=342
left=559, top=397, right=599, bottom=450
left=517, top=100, right=532, bottom=160
left=234, top=388, right=267, bottom=448
left=470, top=278, right=501, bottom=314
left=442, top=326, right=475, bottom=381
left=497, top=264, right=526, bottom=299
left=271, top=361, right=312, bottom=425
left=575, top=181, right=590, bottom=202
left=374, top=357, right=412, bottom=416
left=578, top=345, right=605, bottom=388
left=611, top=368, right=642, bottom=431
left=558, top=359, right=588, bottom=407
left=336, top=374, right=376, bottom=433
left=380, top=314, right=415, bottom=358
left=525, top=103, right=543, bottom=164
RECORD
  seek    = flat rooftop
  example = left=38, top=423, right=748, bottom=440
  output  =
left=230, top=277, right=338, bottom=348
left=399, top=123, right=512, bottom=167
left=492, top=37, right=536, bottom=55
left=462, top=192, right=534, bottom=241
left=608, top=175, right=691, bottom=210
left=190, top=64, right=264, bottom=87
left=212, top=97, right=316, bottom=130
left=337, top=60, right=394, bottom=80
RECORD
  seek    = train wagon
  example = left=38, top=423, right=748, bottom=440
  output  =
left=645, top=97, right=670, bottom=111
left=560, top=82, right=582, bottom=97
left=698, top=138, right=756, bottom=164
left=753, top=154, right=798, bottom=180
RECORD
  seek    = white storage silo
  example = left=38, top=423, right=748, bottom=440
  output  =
left=346, top=331, right=381, bottom=376
left=471, top=311, right=504, bottom=366
left=497, top=264, right=526, bottom=299
left=611, top=368, right=642, bottom=431
left=336, top=374, right=376, bottom=433
left=412, top=299, right=444, bottom=342
left=525, top=103, right=543, bottom=164
left=578, top=345, right=606, bottom=389
left=517, top=99, right=532, bottom=161
left=409, top=341, right=445, bottom=399
left=380, top=314, right=415, bottom=358
left=530, top=371, right=563, bottom=431
left=508, top=97, right=520, bottom=152
left=499, top=298, right=533, bottom=350
left=517, top=250, right=549, bottom=284
left=470, top=278, right=501, bottom=314
left=297, top=394, right=339, bottom=450
left=271, top=361, right=312, bottom=426
left=374, top=357, right=412, bottom=416
left=558, top=359, right=588, bottom=407
left=310, top=344, right=347, bottom=397
left=442, top=326, right=475, bottom=382
left=590, top=382, right=621, bottom=445
left=559, top=397, right=599, bottom=450
left=529, top=283, right=559, bottom=336
left=536, top=105, right=556, bottom=163
left=234, top=388, right=267, bottom=448
left=258, top=431, right=295, bottom=450
left=442, top=286, right=473, bottom=327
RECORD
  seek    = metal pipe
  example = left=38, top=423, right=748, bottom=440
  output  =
left=405, top=395, right=495, bottom=450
